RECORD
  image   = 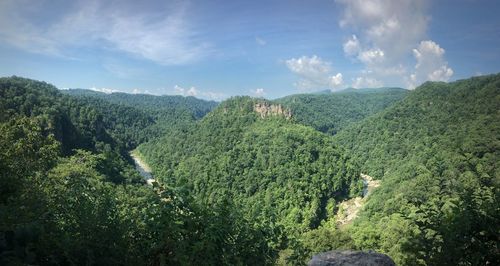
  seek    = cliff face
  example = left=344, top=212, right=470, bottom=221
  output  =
left=254, top=102, right=292, bottom=119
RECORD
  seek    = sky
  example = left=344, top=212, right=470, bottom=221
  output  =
left=0, top=0, right=499, bottom=100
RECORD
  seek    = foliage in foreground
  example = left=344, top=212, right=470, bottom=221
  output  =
left=0, top=77, right=270, bottom=265
left=333, top=75, right=500, bottom=265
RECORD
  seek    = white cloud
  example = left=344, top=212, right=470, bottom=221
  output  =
left=330, top=73, right=343, bottom=87
left=337, top=0, right=428, bottom=62
left=173, top=85, right=225, bottom=101
left=337, top=0, right=453, bottom=88
left=286, top=55, right=330, bottom=78
left=89, top=87, right=121, bottom=94
left=343, top=35, right=361, bottom=56
left=409, top=40, right=453, bottom=88
left=413, top=40, right=445, bottom=61
left=89, top=87, right=154, bottom=95
left=255, top=37, right=266, bottom=46
left=0, top=0, right=210, bottom=65
left=174, top=85, right=198, bottom=97
left=202, top=91, right=226, bottom=101
left=357, top=48, right=385, bottom=65
left=252, top=88, right=266, bottom=97
left=187, top=87, right=198, bottom=97
left=285, top=55, right=343, bottom=91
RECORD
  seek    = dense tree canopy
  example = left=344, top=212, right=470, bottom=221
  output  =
left=276, top=88, right=407, bottom=135
left=0, top=77, right=270, bottom=265
left=138, top=97, right=362, bottom=252
left=333, top=74, right=500, bottom=265
left=63, top=89, right=218, bottom=145
left=1, top=75, right=498, bottom=265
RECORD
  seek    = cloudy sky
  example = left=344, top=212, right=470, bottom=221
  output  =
left=1, top=0, right=499, bottom=100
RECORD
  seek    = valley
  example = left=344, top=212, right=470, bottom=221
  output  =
left=336, top=174, right=380, bottom=227
left=130, top=151, right=154, bottom=184
left=2, top=1, right=499, bottom=265
left=0, top=74, right=498, bottom=265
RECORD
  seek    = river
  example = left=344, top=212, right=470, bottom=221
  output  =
left=130, top=151, right=155, bottom=185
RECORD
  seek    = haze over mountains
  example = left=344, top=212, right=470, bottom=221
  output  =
left=1, top=74, right=498, bottom=265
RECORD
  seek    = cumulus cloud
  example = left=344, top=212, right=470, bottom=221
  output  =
left=336, top=0, right=453, bottom=89
left=409, top=40, right=453, bottom=88
left=338, top=0, right=428, bottom=61
left=357, top=48, right=385, bottom=65
left=285, top=55, right=343, bottom=91
left=174, top=85, right=225, bottom=101
left=0, top=0, right=210, bottom=65
left=252, top=88, right=266, bottom=97
left=343, top=35, right=361, bottom=56
left=89, top=87, right=121, bottom=94
left=329, top=73, right=344, bottom=88
left=174, top=85, right=199, bottom=97
left=88, top=87, right=153, bottom=95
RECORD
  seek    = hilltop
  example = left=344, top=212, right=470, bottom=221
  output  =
left=276, top=87, right=408, bottom=134
left=1, top=75, right=498, bottom=265
left=334, top=74, right=500, bottom=265
left=137, top=96, right=363, bottom=262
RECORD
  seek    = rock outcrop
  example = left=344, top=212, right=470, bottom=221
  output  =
left=336, top=174, right=380, bottom=227
left=253, top=102, right=292, bottom=119
left=308, top=250, right=395, bottom=266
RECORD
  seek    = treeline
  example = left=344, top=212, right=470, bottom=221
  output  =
left=63, top=88, right=218, bottom=149
left=0, top=77, right=269, bottom=265
left=1, top=74, right=498, bottom=265
left=276, top=87, right=407, bottom=135
left=138, top=96, right=363, bottom=263
left=273, top=76, right=499, bottom=265
left=330, top=75, right=499, bottom=265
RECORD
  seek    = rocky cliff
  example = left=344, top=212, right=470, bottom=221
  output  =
left=253, top=102, right=292, bottom=119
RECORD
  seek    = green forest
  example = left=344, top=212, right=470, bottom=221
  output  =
left=1, top=75, right=499, bottom=265
left=276, top=87, right=408, bottom=135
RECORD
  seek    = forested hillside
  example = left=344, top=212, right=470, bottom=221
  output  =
left=64, top=89, right=217, bottom=120
left=0, top=77, right=271, bottom=265
left=137, top=97, right=363, bottom=261
left=1, top=75, right=498, bottom=265
left=276, top=88, right=407, bottom=135
left=63, top=89, right=218, bottom=148
left=334, top=74, right=500, bottom=265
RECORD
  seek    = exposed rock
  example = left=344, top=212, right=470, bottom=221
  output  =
left=360, top=174, right=380, bottom=197
left=254, top=102, right=292, bottom=119
left=308, top=250, right=395, bottom=266
left=336, top=174, right=380, bottom=227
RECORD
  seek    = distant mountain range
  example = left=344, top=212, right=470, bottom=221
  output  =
left=1, top=74, right=498, bottom=265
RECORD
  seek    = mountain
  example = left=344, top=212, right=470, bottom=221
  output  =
left=1, top=74, right=498, bottom=265
left=1, top=77, right=122, bottom=155
left=137, top=96, right=362, bottom=256
left=0, top=77, right=271, bottom=265
left=63, top=88, right=218, bottom=120
left=276, top=87, right=408, bottom=134
left=63, top=89, right=219, bottom=147
left=333, top=74, right=500, bottom=265
left=333, top=87, right=405, bottom=94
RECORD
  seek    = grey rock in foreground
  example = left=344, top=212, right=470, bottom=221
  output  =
left=308, top=250, right=396, bottom=266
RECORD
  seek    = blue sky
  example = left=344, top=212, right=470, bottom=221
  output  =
left=0, top=0, right=499, bottom=100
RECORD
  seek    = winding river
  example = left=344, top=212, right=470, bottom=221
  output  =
left=130, top=152, right=155, bottom=185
